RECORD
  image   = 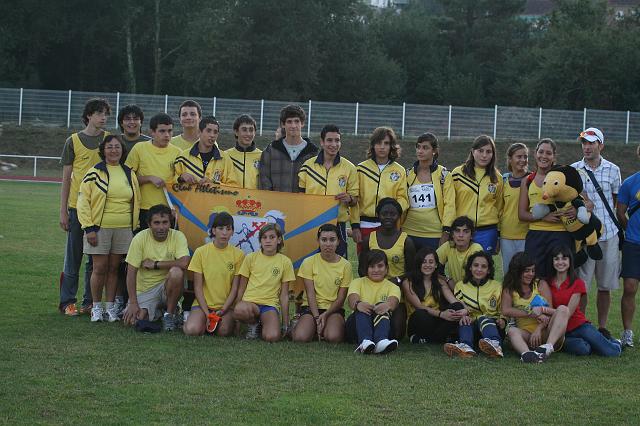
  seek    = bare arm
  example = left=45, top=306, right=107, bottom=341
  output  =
left=235, top=276, right=249, bottom=304
left=280, top=281, right=291, bottom=326
left=59, top=165, right=72, bottom=231
left=140, top=255, right=190, bottom=271
left=518, top=178, right=535, bottom=222
left=221, top=275, right=240, bottom=313
left=193, top=272, right=209, bottom=312
left=617, top=202, right=629, bottom=229
left=303, top=278, right=321, bottom=318
left=123, top=265, right=139, bottom=325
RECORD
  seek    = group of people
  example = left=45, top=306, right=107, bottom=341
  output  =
left=57, top=97, right=640, bottom=361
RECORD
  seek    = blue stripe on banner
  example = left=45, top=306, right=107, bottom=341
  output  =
left=166, top=192, right=208, bottom=232
left=283, top=204, right=339, bottom=241
left=292, top=248, right=320, bottom=269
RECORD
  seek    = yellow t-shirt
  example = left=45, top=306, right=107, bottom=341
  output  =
left=188, top=243, right=245, bottom=310
left=511, top=282, right=545, bottom=333
left=499, top=173, right=529, bottom=240
left=125, top=141, right=181, bottom=209
left=297, top=253, right=352, bottom=310
left=403, top=170, right=443, bottom=237
left=369, top=231, right=408, bottom=279
left=125, top=229, right=190, bottom=293
left=170, top=135, right=196, bottom=152
left=239, top=251, right=296, bottom=308
left=347, top=276, right=401, bottom=305
left=101, top=165, right=133, bottom=228
left=436, top=242, right=483, bottom=284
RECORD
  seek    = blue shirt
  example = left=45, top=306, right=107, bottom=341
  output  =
left=618, top=171, right=640, bottom=244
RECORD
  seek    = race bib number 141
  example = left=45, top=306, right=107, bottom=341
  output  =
left=409, top=184, right=436, bottom=209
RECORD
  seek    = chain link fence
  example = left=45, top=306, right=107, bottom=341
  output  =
left=1, top=87, right=638, bottom=143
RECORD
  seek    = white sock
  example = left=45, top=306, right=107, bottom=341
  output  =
left=541, top=343, right=554, bottom=354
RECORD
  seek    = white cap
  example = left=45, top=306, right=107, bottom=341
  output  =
left=579, top=127, right=604, bottom=144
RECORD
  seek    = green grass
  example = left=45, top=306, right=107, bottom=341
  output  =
left=2, top=180, right=640, bottom=424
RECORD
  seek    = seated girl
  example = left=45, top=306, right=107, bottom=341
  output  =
left=184, top=212, right=245, bottom=336
left=292, top=224, right=353, bottom=343
left=436, top=216, right=483, bottom=290
left=346, top=249, right=400, bottom=354
left=501, top=252, right=569, bottom=363
left=403, top=247, right=466, bottom=344
left=233, top=223, right=296, bottom=342
left=444, top=251, right=505, bottom=358
left=541, top=246, right=621, bottom=357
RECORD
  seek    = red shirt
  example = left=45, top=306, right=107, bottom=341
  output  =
left=549, top=276, right=588, bottom=332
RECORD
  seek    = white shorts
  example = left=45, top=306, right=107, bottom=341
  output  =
left=135, top=281, right=167, bottom=321
left=577, top=234, right=621, bottom=291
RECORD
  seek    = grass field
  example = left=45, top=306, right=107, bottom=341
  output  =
left=2, top=180, right=640, bottom=425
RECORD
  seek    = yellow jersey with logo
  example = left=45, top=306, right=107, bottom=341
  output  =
left=125, top=141, right=181, bottom=209
left=297, top=253, right=352, bottom=310
left=68, top=132, right=107, bottom=209
left=451, top=165, right=503, bottom=227
left=510, top=282, right=545, bottom=333
left=174, top=142, right=226, bottom=183
left=125, top=229, right=190, bottom=293
left=436, top=242, right=483, bottom=284
left=239, top=251, right=296, bottom=308
left=528, top=178, right=566, bottom=232
left=170, top=134, right=196, bottom=151
left=500, top=173, right=530, bottom=239
left=223, top=145, right=262, bottom=189
left=188, top=243, right=245, bottom=310
left=298, top=153, right=359, bottom=222
left=347, top=276, right=401, bottom=306
left=454, top=279, right=502, bottom=320
left=355, top=159, right=408, bottom=223
left=369, top=231, right=407, bottom=279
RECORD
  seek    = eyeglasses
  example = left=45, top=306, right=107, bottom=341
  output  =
left=579, top=130, right=602, bottom=142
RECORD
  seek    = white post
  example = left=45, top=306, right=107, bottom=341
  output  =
left=493, top=105, right=498, bottom=139
left=164, top=94, right=168, bottom=113
left=66, top=90, right=72, bottom=128
left=401, top=102, right=406, bottom=138
left=355, top=102, right=359, bottom=136
left=115, top=92, right=120, bottom=129
left=33, top=157, right=37, bottom=177
left=583, top=107, right=587, bottom=130
left=626, top=111, right=630, bottom=144
left=447, top=105, right=452, bottom=141
left=538, top=107, right=542, bottom=139
left=307, top=100, right=312, bottom=137
left=259, top=99, right=264, bottom=136
left=213, top=97, right=217, bottom=116
left=18, top=88, right=23, bottom=126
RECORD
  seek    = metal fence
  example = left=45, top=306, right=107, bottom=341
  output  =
left=0, top=87, right=638, bottom=143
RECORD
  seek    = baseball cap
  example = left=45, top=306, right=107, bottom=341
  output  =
left=579, top=127, right=604, bottom=144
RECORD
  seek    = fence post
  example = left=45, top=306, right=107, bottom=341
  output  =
left=33, top=157, right=37, bottom=177
left=447, top=105, right=452, bottom=141
left=213, top=97, right=217, bottom=116
left=583, top=108, right=587, bottom=130
left=67, top=90, right=72, bottom=128
left=115, top=92, right=120, bottom=129
left=401, top=102, right=406, bottom=138
left=355, top=102, right=359, bottom=136
left=18, top=88, right=23, bottom=126
left=259, top=99, right=264, bottom=136
left=164, top=94, right=168, bottom=113
left=538, top=107, right=542, bottom=139
left=493, top=105, right=498, bottom=140
left=307, top=100, right=312, bottom=137
left=626, top=111, right=630, bottom=144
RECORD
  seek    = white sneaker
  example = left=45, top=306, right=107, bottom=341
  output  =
left=444, top=342, right=476, bottom=358
left=113, top=297, right=126, bottom=319
left=91, top=305, right=104, bottom=322
left=354, top=339, right=375, bottom=354
left=374, top=339, right=398, bottom=354
left=246, top=322, right=261, bottom=340
left=479, top=338, right=504, bottom=358
left=622, top=329, right=634, bottom=348
left=105, top=305, right=120, bottom=322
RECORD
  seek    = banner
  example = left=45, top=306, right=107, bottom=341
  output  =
left=166, top=183, right=339, bottom=269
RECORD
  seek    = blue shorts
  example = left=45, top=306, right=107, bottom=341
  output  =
left=621, top=241, right=640, bottom=279
left=473, top=226, right=498, bottom=254
left=258, top=304, right=279, bottom=315
left=407, top=235, right=441, bottom=251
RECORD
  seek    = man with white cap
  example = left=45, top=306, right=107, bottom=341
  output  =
left=571, top=127, right=622, bottom=339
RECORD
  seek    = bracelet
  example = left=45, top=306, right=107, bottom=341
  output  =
left=154, top=260, right=159, bottom=270
left=437, top=311, right=442, bottom=318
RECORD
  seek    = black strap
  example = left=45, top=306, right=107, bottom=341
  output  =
left=584, top=169, right=624, bottom=233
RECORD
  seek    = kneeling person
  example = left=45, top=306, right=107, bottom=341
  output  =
left=184, top=212, right=245, bottom=337
left=123, top=205, right=190, bottom=331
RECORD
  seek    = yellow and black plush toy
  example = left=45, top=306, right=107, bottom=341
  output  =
left=531, top=165, right=603, bottom=267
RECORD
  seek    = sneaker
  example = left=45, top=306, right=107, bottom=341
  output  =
left=521, top=350, right=544, bottom=363
left=374, top=339, right=398, bottom=354
left=162, top=312, right=177, bottom=331
left=105, top=305, right=120, bottom=322
left=598, top=327, right=612, bottom=340
left=246, top=322, right=261, bottom=340
left=62, top=303, right=78, bottom=317
left=91, top=305, right=104, bottom=322
left=478, top=338, right=504, bottom=358
left=534, top=345, right=552, bottom=360
left=444, top=342, right=476, bottom=358
left=114, top=298, right=126, bottom=319
left=621, top=329, right=634, bottom=348
left=79, top=304, right=93, bottom=315
left=409, top=334, right=428, bottom=344
left=355, top=339, right=375, bottom=354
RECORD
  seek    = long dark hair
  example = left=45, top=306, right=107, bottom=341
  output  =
left=408, top=247, right=444, bottom=304
left=462, top=135, right=499, bottom=183
left=502, top=252, right=536, bottom=297
left=463, top=251, right=495, bottom=284
left=546, top=245, right=577, bottom=287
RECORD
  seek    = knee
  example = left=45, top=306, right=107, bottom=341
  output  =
left=262, top=329, right=281, bottom=343
left=183, top=322, right=204, bottom=337
left=292, top=331, right=313, bottom=343
left=167, top=267, right=184, bottom=282
left=324, top=328, right=344, bottom=344
left=623, top=280, right=639, bottom=295
left=568, top=340, right=592, bottom=356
